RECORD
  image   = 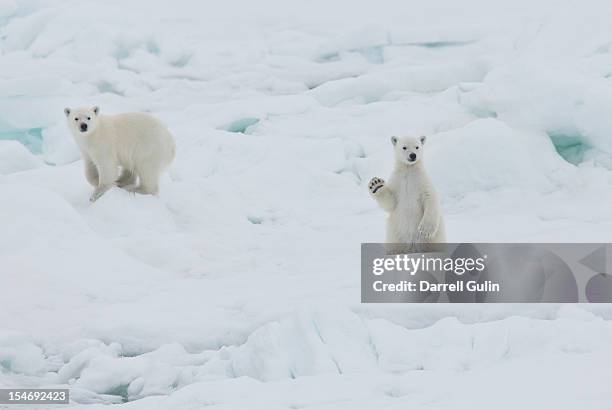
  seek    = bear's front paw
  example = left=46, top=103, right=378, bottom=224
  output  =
left=369, top=177, right=385, bottom=195
left=90, top=190, right=104, bottom=203
left=90, top=186, right=110, bottom=202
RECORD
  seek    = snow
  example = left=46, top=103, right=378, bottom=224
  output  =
left=1, top=0, right=612, bottom=408
left=0, top=140, right=41, bottom=174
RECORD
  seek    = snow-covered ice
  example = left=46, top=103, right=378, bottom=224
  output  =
left=2, top=0, right=612, bottom=408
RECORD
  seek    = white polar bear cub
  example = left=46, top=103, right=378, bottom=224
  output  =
left=65, top=106, right=175, bottom=202
left=369, top=135, right=446, bottom=249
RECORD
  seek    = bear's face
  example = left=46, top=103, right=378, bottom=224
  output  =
left=64, top=106, right=100, bottom=136
left=391, top=135, right=426, bottom=166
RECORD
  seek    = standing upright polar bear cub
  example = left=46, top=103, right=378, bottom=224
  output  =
left=369, top=135, right=446, bottom=250
left=65, top=106, right=175, bottom=202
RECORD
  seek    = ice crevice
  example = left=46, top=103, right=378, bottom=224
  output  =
left=224, top=117, right=260, bottom=134
left=547, top=131, right=594, bottom=166
left=0, top=127, right=43, bottom=154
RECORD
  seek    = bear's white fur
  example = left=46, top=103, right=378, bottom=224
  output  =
left=65, top=106, right=175, bottom=202
left=369, top=135, right=446, bottom=250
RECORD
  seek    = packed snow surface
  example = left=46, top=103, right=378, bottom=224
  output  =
left=2, top=0, right=612, bottom=408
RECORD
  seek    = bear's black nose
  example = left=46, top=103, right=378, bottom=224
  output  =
left=409, top=153, right=417, bottom=161
left=80, top=123, right=88, bottom=132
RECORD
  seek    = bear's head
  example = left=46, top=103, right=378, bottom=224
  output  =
left=64, top=106, right=100, bottom=136
left=391, top=135, right=426, bottom=166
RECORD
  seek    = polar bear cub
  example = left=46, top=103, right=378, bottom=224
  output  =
left=65, top=106, right=175, bottom=202
left=369, top=135, right=445, bottom=249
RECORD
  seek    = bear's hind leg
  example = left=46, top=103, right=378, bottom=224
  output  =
left=385, top=223, right=413, bottom=254
left=116, top=168, right=137, bottom=188
left=130, top=164, right=160, bottom=195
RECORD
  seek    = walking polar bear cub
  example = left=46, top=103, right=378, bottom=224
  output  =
left=65, top=106, right=175, bottom=202
left=369, top=135, right=446, bottom=250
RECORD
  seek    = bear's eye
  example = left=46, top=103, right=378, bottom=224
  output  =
left=74, top=118, right=79, bottom=121
left=416, top=146, right=419, bottom=150
left=87, top=117, right=91, bottom=121
left=402, top=146, right=407, bottom=150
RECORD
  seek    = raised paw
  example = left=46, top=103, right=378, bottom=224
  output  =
left=368, top=177, right=385, bottom=195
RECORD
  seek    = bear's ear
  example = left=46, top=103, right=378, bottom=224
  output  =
left=64, top=108, right=71, bottom=117
left=391, top=136, right=398, bottom=146
left=92, top=106, right=100, bottom=116
left=420, top=135, right=427, bottom=145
